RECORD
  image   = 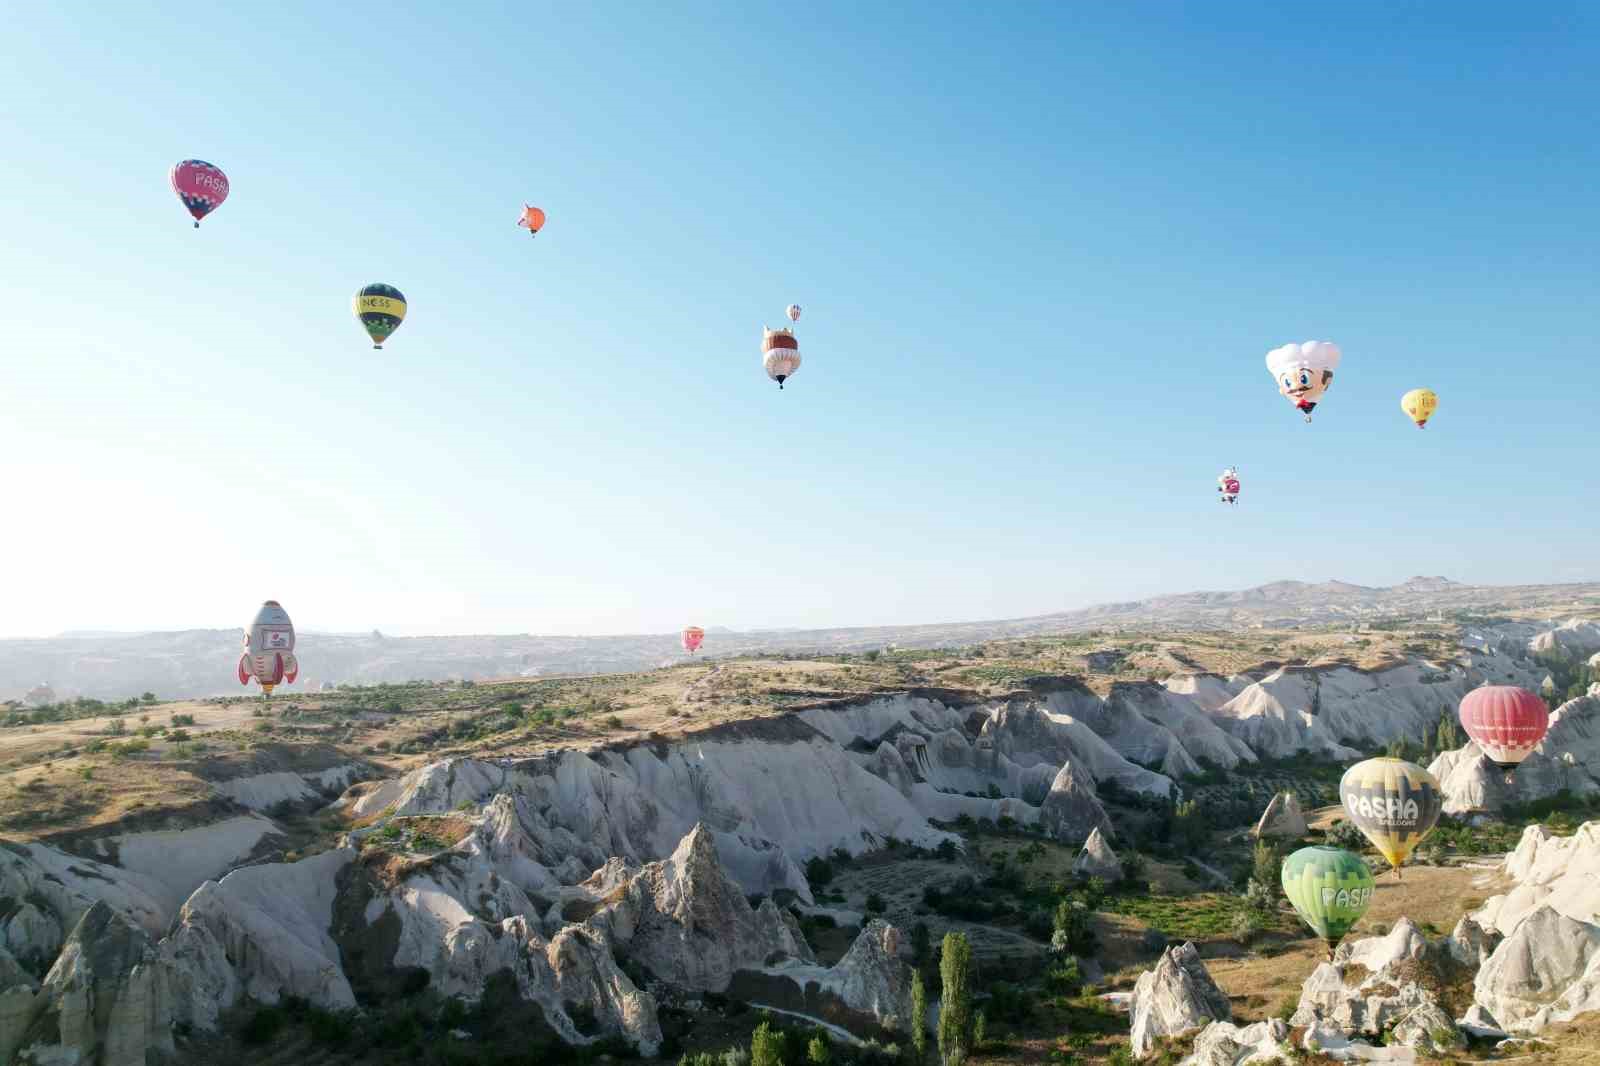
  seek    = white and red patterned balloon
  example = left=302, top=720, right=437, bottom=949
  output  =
left=1459, top=685, right=1548, bottom=770
left=171, top=160, right=229, bottom=228
left=786, top=304, right=801, bottom=323
left=681, top=626, right=705, bottom=654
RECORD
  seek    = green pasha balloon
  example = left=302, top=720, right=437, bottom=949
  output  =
left=1281, top=846, right=1375, bottom=958
left=353, top=283, right=407, bottom=349
left=1338, top=758, right=1442, bottom=878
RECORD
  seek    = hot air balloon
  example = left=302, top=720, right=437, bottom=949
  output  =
left=1338, top=758, right=1442, bottom=878
left=763, top=327, right=801, bottom=389
left=1266, top=341, right=1341, bottom=422
left=1218, top=467, right=1240, bottom=506
left=786, top=304, right=802, bottom=323
left=682, top=626, right=705, bottom=654
left=237, top=600, right=298, bottom=697
left=170, top=160, right=229, bottom=228
left=353, top=284, right=406, bottom=349
left=1459, top=686, right=1550, bottom=776
left=1281, top=846, right=1375, bottom=959
left=1400, top=389, right=1438, bottom=429
left=517, top=205, right=546, bottom=237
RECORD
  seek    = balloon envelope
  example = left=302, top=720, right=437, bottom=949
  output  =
left=518, top=205, right=546, bottom=234
left=1459, top=686, right=1549, bottom=769
left=353, top=283, right=407, bottom=349
left=237, top=600, right=298, bottom=695
left=763, top=327, right=801, bottom=388
left=682, top=626, right=705, bottom=654
left=1401, top=388, right=1438, bottom=428
left=786, top=304, right=802, bottom=323
left=1281, top=846, right=1375, bottom=951
left=171, top=160, right=229, bottom=226
left=1339, top=758, right=1442, bottom=872
left=1265, top=341, right=1341, bottom=419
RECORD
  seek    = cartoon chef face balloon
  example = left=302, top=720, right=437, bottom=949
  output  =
left=1266, top=341, right=1341, bottom=422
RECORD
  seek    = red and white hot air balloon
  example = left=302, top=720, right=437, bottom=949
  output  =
left=786, top=304, right=801, bottom=323
left=763, top=327, right=801, bottom=389
left=682, top=626, right=705, bottom=654
left=237, top=600, right=298, bottom=696
left=170, top=159, right=230, bottom=229
left=1458, top=685, right=1549, bottom=772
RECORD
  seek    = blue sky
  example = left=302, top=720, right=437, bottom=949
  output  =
left=1, top=3, right=1595, bottom=638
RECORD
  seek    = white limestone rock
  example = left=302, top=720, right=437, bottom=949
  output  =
left=1073, top=827, right=1124, bottom=882
left=1179, top=1018, right=1287, bottom=1066
left=1252, top=792, right=1308, bottom=840
left=1129, top=942, right=1231, bottom=1057
left=1472, top=904, right=1600, bottom=1032
left=1040, top=762, right=1115, bottom=845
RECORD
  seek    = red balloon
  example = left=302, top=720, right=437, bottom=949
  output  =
left=171, top=160, right=229, bottom=228
left=682, top=626, right=705, bottom=654
left=1459, top=686, right=1549, bottom=770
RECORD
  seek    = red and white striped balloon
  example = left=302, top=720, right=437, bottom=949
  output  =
left=786, top=304, right=801, bottom=323
left=1458, top=685, right=1549, bottom=770
left=682, top=626, right=705, bottom=654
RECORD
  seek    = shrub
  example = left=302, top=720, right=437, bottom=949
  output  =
left=723, top=1048, right=751, bottom=1066
left=1053, top=899, right=1096, bottom=954
left=751, top=1021, right=785, bottom=1066
left=1047, top=956, right=1083, bottom=994
left=807, top=1034, right=831, bottom=1066
left=1230, top=908, right=1266, bottom=945
left=240, top=1005, right=286, bottom=1045
left=805, top=856, right=834, bottom=889
left=865, top=892, right=885, bottom=914
left=170, top=713, right=196, bottom=726
left=972, top=1010, right=987, bottom=1050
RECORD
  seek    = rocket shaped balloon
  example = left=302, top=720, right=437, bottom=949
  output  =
left=237, top=600, right=298, bottom=696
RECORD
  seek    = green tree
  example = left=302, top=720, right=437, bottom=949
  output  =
left=938, top=932, right=973, bottom=1066
left=911, top=970, right=929, bottom=1063
left=911, top=921, right=932, bottom=970
left=972, top=1010, right=987, bottom=1050
left=751, top=1021, right=785, bottom=1066
left=807, top=1034, right=830, bottom=1066
left=1435, top=715, right=1459, bottom=754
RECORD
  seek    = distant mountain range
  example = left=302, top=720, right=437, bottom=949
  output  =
left=4, top=577, right=1597, bottom=701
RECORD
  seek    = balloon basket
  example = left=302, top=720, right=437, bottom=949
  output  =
left=193, top=221, right=200, bottom=229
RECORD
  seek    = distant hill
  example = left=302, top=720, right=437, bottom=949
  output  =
left=4, top=576, right=1597, bottom=701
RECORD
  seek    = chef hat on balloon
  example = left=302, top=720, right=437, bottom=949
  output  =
left=1265, top=340, right=1341, bottom=375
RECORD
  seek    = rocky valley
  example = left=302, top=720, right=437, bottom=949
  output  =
left=2, top=606, right=1599, bottom=1065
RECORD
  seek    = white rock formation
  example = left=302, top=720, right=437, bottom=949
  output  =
left=1472, top=822, right=1600, bottom=935
left=736, top=920, right=916, bottom=1033
left=1101, top=682, right=1256, bottom=772
left=1179, top=1018, right=1287, bottom=1066
left=1291, top=919, right=1462, bottom=1044
left=1472, top=904, right=1600, bottom=1032
left=983, top=698, right=1176, bottom=797
left=585, top=824, right=811, bottom=992
left=1130, top=942, right=1231, bottom=1057
left=1073, top=827, right=1123, bottom=882
left=1252, top=792, right=1308, bottom=840
left=1040, top=762, right=1114, bottom=844
left=1530, top=620, right=1600, bottom=660
left=1163, top=674, right=1247, bottom=714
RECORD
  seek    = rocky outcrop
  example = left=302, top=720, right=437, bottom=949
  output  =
left=1529, top=620, right=1600, bottom=660
left=1444, top=915, right=1501, bottom=969
left=1130, top=942, right=1231, bottom=1057
left=1073, top=827, right=1123, bottom=882
left=1163, top=674, right=1247, bottom=715
left=1472, top=822, right=1600, bottom=935
left=587, top=825, right=811, bottom=993
left=1251, top=792, right=1308, bottom=840
left=983, top=697, right=1176, bottom=797
left=212, top=763, right=368, bottom=811
left=1179, top=1018, right=1287, bottom=1066
left=1040, top=762, right=1114, bottom=844
left=1291, top=919, right=1464, bottom=1045
left=1101, top=682, right=1256, bottom=772
left=1472, top=904, right=1600, bottom=1033
left=10, top=902, right=166, bottom=1066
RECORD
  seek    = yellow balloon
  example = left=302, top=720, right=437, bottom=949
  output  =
left=1401, top=388, right=1438, bottom=428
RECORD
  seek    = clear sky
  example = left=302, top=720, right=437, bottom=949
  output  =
left=1, top=3, right=1596, bottom=638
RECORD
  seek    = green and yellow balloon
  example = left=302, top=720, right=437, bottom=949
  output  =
left=1338, top=758, right=1442, bottom=878
left=1281, top=846, right=1375, bottom=958
left=353, top=283, right=406, bottom=349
